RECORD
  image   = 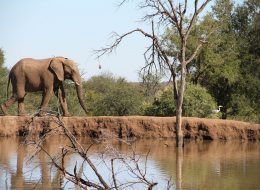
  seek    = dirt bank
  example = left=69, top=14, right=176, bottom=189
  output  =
left=0, top=116, right=259, bottom=140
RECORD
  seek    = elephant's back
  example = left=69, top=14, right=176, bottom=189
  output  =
left=16, top=58, right=50, bottom=65
left=12, top=58, right=50, bottom=71
left=10, top=58, right=52, bottom=91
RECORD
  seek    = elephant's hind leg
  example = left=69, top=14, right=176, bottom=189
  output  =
left=0, top=95, right=17, bottom=115
left=16, top=87, right=27, bottom=116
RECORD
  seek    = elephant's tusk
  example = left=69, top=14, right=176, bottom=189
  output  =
left=75, top=82, right=80, bottom=86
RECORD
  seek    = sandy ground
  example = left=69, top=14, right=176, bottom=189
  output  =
left=0, top=116, right=259, bottom=140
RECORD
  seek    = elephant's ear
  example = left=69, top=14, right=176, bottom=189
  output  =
left=49, top=58, right=64, bottom=81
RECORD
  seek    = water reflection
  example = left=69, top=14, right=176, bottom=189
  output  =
left=176, top=147, right=183, bottom=190
left=0, top=137, right=259, bottom=189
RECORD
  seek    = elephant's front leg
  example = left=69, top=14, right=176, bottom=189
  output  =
left=18, top=98, right=27, bottom=116
left=39, top=88, right=53, bottom=116
left=55, top=84, right=71, bottom=117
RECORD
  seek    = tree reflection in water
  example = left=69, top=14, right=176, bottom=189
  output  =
left=0, top=137, right=63, bottom=189
left=176, top=147, right=183, bottom=190
left=0, top=137, right=260, bottom=189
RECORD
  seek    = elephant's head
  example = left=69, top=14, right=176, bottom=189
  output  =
left=49, top=57, right=88, bottom=114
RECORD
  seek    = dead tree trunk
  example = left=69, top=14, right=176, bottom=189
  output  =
left=176, top=64, right=186, bottom=147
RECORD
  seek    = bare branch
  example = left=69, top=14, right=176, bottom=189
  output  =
left=186, top=28, right=216, bottom=64
left=186, top=43, right=203, bottom=64
left=185, top=0, right=212, bottom=40
left=95, top=29, right=152, bottom=59
left=23, top=111, right=162, bottom=189
left=117, top=0, right=129, bottom=7
left=166, top=0, right=179, bottom=24
left=95, top=26, right=172, bottom=76
left=183, top=0, right=187, bottom=15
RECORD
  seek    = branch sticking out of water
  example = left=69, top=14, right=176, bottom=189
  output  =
left=23, top=110, right=165, bottom=189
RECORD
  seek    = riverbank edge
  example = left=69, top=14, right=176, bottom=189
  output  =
left=0, top=116, right=259, bottom=140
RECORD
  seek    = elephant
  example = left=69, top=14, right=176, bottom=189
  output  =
left=0, top=57, right=88, bottom=116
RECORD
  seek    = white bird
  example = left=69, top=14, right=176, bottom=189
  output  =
left=212, top=106, right=223, bottom=113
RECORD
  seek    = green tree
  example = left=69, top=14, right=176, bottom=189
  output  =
left=191, top=0, right=241, bottom=119
left=230, top=0, right=260, bottom=122
left=190, top=0, right=260, bottom=122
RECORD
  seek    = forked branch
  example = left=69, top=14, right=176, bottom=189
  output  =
left=24, top=111, right=160, bottom=189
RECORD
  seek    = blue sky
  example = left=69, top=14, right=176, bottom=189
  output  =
left=0, top=0, right=243, bottom=81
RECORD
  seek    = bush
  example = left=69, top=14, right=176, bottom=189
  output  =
left=144, top=88, right=175, bottom=116
left=85, top=73, right=144, bottom=116
left=183, top=83, right=217, bottom=117
left=228, top=94, right=259, bottom=123
left=144, top=83, right=217, bottom=118
left=0, top=49, right=8, bottom=103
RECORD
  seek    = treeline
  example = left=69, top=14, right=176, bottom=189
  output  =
left=0, top=0, right=259, bottom=122
left=0, top=49, right=218, bottom=118
left=0, top=53, right=258, bottom=122
left=0, top=68, right=217, bottom=119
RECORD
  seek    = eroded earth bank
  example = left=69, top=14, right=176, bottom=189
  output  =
left=0, top=116, right=259, bottom=140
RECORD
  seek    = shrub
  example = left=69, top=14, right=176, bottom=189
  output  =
left=85, top=73, right=144, bottom=116
left=144, top=83, right=217, bottom=118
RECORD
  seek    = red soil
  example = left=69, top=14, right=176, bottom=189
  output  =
left=0, top=116, right=259, bottom=140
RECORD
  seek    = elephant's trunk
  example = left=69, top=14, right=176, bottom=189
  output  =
left=75, top=83, right=88, bottom=114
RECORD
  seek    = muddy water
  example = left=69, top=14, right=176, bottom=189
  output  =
left=0, top=137, right=259, bottom=190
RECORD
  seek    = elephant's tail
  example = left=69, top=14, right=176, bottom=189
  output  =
left=6, top=74, right=10, bottom=98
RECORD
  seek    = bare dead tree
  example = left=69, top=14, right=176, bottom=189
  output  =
left=23, top=111, right=164, bottom=189
left=95, top=0, right=213, bottom=147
